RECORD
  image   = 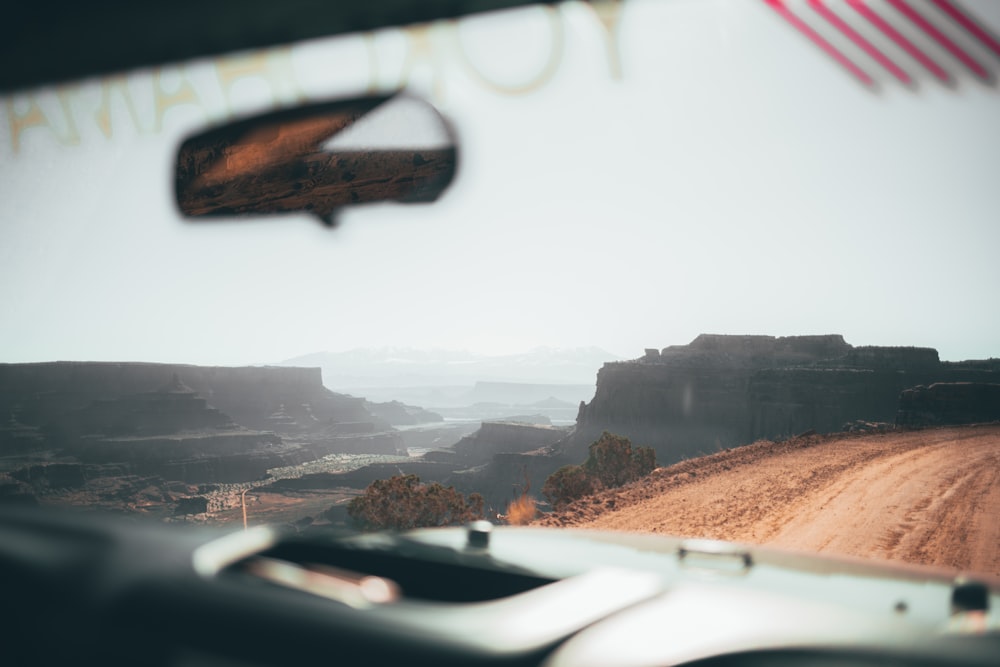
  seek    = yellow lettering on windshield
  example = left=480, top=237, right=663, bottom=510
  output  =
left=5, top=97, right=46, bottom=154
left=94, top=76, right=142, bottom=139
left=3, top=3, right=626, bottom=155
left=5, top=89, right=79, bottom=153
left=590, top=0, right=626, bottom=80
left=366, top=25, right=449, bottom=103
left=453, top=7, right=564, bottom=96
left=55, top=90, right=80, bottom=146
left=152, top=67, right=204, bottom=132
left=216, top=47, right=304, bottom=114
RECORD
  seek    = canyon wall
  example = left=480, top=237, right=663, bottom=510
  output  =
left=896, top=382, right=1000, bottom=427
left=571, top=335, right=999, bottom=464
left=451, top=421, right=568, bottom=465
left=0, top=361, right=401, bottom=488
left=0, top=362, right=379, bottom=435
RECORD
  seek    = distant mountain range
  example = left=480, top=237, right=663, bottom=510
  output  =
left=277, top=347, right=622, bottom=399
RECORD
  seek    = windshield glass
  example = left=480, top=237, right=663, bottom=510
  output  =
left=1, top=0, right=998, bottom=577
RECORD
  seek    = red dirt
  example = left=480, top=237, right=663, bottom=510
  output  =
left=536, top=425, right=1000, bottom=576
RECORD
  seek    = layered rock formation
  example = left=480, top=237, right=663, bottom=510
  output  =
left=268, top=420, right=569, bottom=514
left=364, top=400, right=444, bottom=426
left=451, top=421, right=568, bottom=466
left=897, top=382, right=1000, bottom=427
left=0, top=477, right=38, bottom=506
left=0, top=362, right=402, bottom=493
left=0, top=362, right=381, bottom=437
left=0, top=414, right=44, bottom=455
left=571, top=335, right=999, bottom=464
left=449, top=448, right=574, bottom=516
left=413, top=421, right=571, bottom=511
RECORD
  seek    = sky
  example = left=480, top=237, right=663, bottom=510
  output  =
left=2, top=0, right=999, bottom=366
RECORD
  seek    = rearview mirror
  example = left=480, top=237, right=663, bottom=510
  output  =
left=174, top=94, right=457, bottom=226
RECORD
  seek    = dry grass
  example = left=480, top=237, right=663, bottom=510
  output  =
left=505, top=494, right=538, bottom=525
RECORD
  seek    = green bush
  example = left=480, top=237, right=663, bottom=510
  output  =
left=543, top=432, right=656, bottom=508
left=541, top=464, right=595, bottom=509
left=346, top=474, right=485, bottom=531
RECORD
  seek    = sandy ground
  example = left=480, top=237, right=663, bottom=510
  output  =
left=536, top=425, right=1000, bottom=576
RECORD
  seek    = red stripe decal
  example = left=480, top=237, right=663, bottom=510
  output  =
left=931, top=0, right=1000, bottom=59
left=847, top=0, right=951, bottom=82
left=809, top=0, right=912, bottom=83
left=764, top=0, right=874, bottom=86
left=887, top=0, right=988, bottom=79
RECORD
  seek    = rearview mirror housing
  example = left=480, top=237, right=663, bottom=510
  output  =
left=174, top=94, right=458, bottom=226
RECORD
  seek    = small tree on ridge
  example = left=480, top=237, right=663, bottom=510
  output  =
left=347, top=474, right=484, bottom=531
left=542, top=431, right=656, bottom=508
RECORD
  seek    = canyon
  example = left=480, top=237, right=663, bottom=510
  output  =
left=2, top=335, right=997, bottom=526
left=0, top=361, right=405, bottom=517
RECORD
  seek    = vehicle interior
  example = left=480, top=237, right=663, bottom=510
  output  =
left=2, top=1, right=999, bottom=666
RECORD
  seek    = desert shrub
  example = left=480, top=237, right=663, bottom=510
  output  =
left=543, top=432, right=656, bottom=508
left=347, top=474, right=484, bottom=531
left=630, top=441, right=657, bottom=478
left=584, top=431, right=657, bottom=487
left=542, top=464, right=595, bottom=509
left=504, top=494, right=537, bottom=525
left=584, top=432, right=636, bottom=487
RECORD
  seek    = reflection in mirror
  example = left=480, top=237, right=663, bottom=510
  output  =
left=175, top=94, right=457, bottom=226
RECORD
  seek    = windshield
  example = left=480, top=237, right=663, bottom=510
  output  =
left=1, top=0, right=998, bottom=577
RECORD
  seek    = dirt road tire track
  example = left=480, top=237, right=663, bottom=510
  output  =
left=536, top=425, right=1000, bottom=576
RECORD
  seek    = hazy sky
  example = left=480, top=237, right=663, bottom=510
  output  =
left=2, top=0, right=999, bottom=366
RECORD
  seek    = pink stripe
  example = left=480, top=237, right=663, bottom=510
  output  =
left=764, top=0, right=874, bottom=86
left=847, top=0, right=951, bottom=82
left=931, top=0, right=1000, bottom=59
left=809, top=0, right=911, bottom=83
left=887, top=0, right=987, bottom=78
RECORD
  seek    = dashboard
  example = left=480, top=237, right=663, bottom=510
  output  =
left=1, top=506, right=997, bottom=667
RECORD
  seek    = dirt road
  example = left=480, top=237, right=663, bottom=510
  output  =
left=536, top=425, right=1000, bottom=576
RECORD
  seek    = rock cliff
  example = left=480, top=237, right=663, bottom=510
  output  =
left=449, top=449, right=574, bottom=516
left=0, top=362, right=381, bottom=436
left=571, top=335, right=998, bottom=464
left=364, top=400, right=444, bottom=425
left=0, top=361, right=401, bottom=487
left=451, top=421, right=568, bottom=465
left=896, top=382, right=1000, bottom=427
